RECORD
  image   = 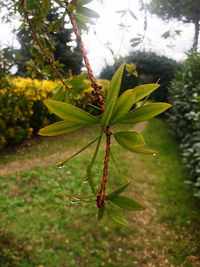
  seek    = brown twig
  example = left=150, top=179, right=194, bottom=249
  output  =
left=65, top=1, right=104, bottom=110
left=23, top=10, right=69, bottom=90
left=65, top=2, right=113, bottom=207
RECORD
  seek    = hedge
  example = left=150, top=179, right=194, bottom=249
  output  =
left=168, top=52, right=200, bottom=198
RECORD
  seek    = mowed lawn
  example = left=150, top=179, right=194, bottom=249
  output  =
left=0, top=119, right=200, bottom=267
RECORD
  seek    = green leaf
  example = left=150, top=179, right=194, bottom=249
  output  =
left=86, top=164, right=96, bottom=195
left=76, top=5, right=99, bottom=18
left=131, top=41, right=141, bottom=47
left=52, top=85, right=66, bottom=101
left=98, top=206, right=105, bottom=221
left=107, top=208, right=128, bottom=226
left=133, top=84, right=160, bottom=103
left=56, top=136, right=100, bottom=168
left=114, top=131, right=145, bottom=152
left=118, top=103, right=172, bottom=124
left=85, top=132, right=102, bottom=195
left=42, top=0, right=51, bottom=14
left=111, top=196, right=146, bottom=211
left=58, top=192, right=95, bottom=202
left=68, top=3, right=76, bottom=12
left=77, top=0, right=93, bottom=5
left=109, top=90, right=136, bottom=124
left=101, top=63, right=125, bottom=129
left=47, top=15, right=65, bottom=33
left=38, top=120, right=83, bottom=136
left=44, top=100, right=99, bottom=124
left=128, top=147, right=157, bottom=155
left=74, top=13, right=89, bottom=30
left=110, top=150, right=130, bottom=183
left=107, top=183, right=130, bottom=200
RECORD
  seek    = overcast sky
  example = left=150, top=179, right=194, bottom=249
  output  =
left=0, top=0, right=195, bottom=76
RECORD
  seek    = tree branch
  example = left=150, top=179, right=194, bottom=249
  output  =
left=65, top=1, right=104, bottom=110
left=23, top=9, right=70, bottom=90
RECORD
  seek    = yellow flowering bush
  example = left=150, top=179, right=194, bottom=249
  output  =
left=0, top=77, right=60, bottom=149
left=0, top=77, right=109, bottom=150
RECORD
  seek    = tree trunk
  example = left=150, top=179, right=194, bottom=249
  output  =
left=193, top=18, right=200, bottom=51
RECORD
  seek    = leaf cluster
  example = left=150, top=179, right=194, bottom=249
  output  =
left=39, top=63, right=171, bottom=225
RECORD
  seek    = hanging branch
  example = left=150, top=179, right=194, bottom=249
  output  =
left=65, top=1, right=104, bottom=110
left=65, top=1, right=113, bottom=208
left=21, top=6, right=70, bottom=91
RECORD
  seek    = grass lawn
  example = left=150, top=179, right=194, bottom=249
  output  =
left=0, top=119, right=199, bottom=266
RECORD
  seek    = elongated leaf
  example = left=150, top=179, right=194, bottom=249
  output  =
left=110, top=150, right=130, bottom=183
left=128, top=9, right=137, bottom=20
left=110, top=90, right=136, bottom=124
left=42, top=0, right=51, bottom=14
left=38, top=120, right=83, bottom=136
left=47, top=15, right=65, bottom=33
left=85, top=132, right=102, bottom=195
left=76, top=5, right=100, bottom=18
left=56, top=136, right=100, bottom=168
left=77, top=0, right=93, bottom=5
left=44, top=100, right=99, bottom=124
left=101, top=63, right=125, bottom=129
left=98, top=206, right=105, bottom=221
left=118, top=103, right=172, bottom=124
left=107, top=208, right=128, bottom=226
left=52, top=85, right=66, bottom=101
left=68, top=3, right=76, bottom=12
left=128, top=147, right=157, bottom=155
left=58, top=192, right=95, bottom=201
left=107, top=183, right=130, bottom=200
left=111, top=196, right=146, bottom=211
left=114, top=131, right=145, bottom=152
left=87, top=164, right=96, bottom=195
left=133, top=84, right=160, bottom=103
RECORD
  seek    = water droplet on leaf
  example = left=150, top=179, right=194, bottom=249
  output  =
left=69, top=199, right=77, bottom=204
left=57, top=164, right=65, bottom=169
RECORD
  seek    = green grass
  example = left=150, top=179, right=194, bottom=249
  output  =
left=0, top=119, right=199, bottom=266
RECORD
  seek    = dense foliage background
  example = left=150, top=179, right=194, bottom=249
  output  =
left=168, top=52, right=200, bottom=198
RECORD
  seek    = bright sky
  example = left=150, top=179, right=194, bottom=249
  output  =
left=0, top=0, right=195, bottom=76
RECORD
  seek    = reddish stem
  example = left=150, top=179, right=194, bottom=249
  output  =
left=66, top=7, right=104, bottom=110
left=66, top=2, right=112, bottom=208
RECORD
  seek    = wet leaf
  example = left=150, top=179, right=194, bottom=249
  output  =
left=56, top=136, right=100, bottom=167
left=114, top=131, right=145, bottom=151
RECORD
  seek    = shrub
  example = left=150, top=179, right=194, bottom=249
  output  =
left=0, top=78, right=60, bottom=149
left=100, top=51, right=179, bottom=102
left=168, top=52, right=200, bottom=198
left=0, top=77, right=109, bottom=149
